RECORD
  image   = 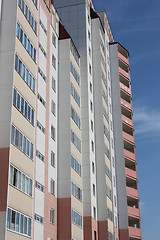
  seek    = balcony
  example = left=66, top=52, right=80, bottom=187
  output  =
left=126, top=186, right=139, bottom=199
left=118, top=52, right=129, bottom=65
left=124, top=149, right=136, bottom=162
left=121, top=98, right=132, bottom=111
left=120, top=82, right=131, bottom=95
left=128, top=206, right=140, bottom=219
left=123, top=131, right=135, bottom=145
left=122, top=114, right=133, bottom=127
left=119, top=67, right=130, bottom=81
left=126, top=167, right=137, bottom=180
left=129, top=227, right=142, bottom=239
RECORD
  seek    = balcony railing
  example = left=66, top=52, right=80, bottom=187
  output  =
left=124, top=149, right=136, bottom=162
left=128, top=226, right=142, bottom=239
left=123, top=131, right=135, bottom=145
left=128, top=206, right=140, bottom=219
left=126, top=167, right=137, bottom=180
left=118, top=52, right=129, bottom=65
left=126, top=186, right=139, bottom=199
left=119, top=67, right=130, bottom=80
left=120, top=82, right=131, bottom=95
left=121, top=98, right=132, bottom=112
left=121, top=114, right=133, bottom=127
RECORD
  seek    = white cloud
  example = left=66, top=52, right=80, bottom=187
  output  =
left=133, top=106, right=160, bottom=139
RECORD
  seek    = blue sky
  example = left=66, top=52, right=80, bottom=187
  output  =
left=92, top=0, right=160, bottom=239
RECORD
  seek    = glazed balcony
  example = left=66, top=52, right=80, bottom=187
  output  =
left=122, top=114, right=133, bottom=127
left=120, top=82, right=131, bottom=95
left=119, top=67, right=130, bottom=81
left=126, top=167, right=137, bottom=180
left=118, top=52, right=129, bottom=66
left=128, top=206, right=140, bottom=219
left=124, top=149, right=136, bottom=163
left=123, top=131, right=135, bottom=145
left=126, top=186, right=139, bottom=199
left=121, top=98, right=132, bottom=111
left=129, top=227, right=142, bottom=239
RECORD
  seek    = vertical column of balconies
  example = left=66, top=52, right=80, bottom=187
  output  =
left=118, top=45, right=142, bottom=240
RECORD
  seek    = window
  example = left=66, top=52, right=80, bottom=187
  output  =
left=92, top=162, right=95, bottom=174
left=71, top=182, right=82, bottom=201
left=38, top=67, right=46, bottom=81
left=35, top=181, right=44, bottom=192
left=89, top=64, right=92, bottom=74
left=34, top=214, right=43, bottom=224
left=50, top=209, right=55, bottom=224
left=38, top=93, right=46, bottom=107
left=70, top=130, right=81, bottom=152
left=51, top=101, right=56, bottom=116
left=19, top=0, right=37, bottom=34
left=14, top=54, right=35, bottom=92
left=37, top=121, right=45, bottom=134
left=52, top=54, right=56, bottom=69
left=40, top=19, right=47, bottom=35
left=93, top=184, right=95, bottom=196
left=39, top=42, right=47, bottom=58
left=51, top=179, right=55, bottom=195
left=89, top=47, right=91, bottom=57
left=90, top=101, right=93, bottom=112
left=51, top=151, right=55, bottom=167
left=11, top=125, right=34, bottom=160
left=52, top=33, right=56, bottom=47
left=112, top=157, right=115, bottom=168
left=91, top=120, right=93, bottom=132
left=52, top=12, right=55, bottom=27
left=70, top=62, right=80, bottom=85
left=71, top=209, right=82, bottom=228
left=94, top=231, right=97, bottom=240
left=7, top=208, right=31, bottom=237
left=91, top=141, right=94, bottom=152
left=70, top=42, right=80, bottom=65
left=36, top=150, right=44, bottom=162
left=88, top=30, right=91, bottom=40
left=13, top=88, right=34, bottom=125
left=52, top=77, right=56, bottom=92
left=51, top=125, right=55, bottom=141
left=90, top=82, right=92, bottom=93
left=93, top=207, right=96, bottom=219
left=70, top=83, right=80, bottom=107
left=71, top=155, right=81, bottom=176
left=16, top=23, right=36, bottom=62
left=70, top=106, right=80, bottom=129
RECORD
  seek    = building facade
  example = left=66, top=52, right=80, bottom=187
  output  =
left=0, top=0, right=142, bottom=240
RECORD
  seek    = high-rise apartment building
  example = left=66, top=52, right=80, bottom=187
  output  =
left=0, top=0, right=142, bottom=240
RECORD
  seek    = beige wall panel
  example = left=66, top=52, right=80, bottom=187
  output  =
left=103, top=116, right=109, bottom=130
left=71, top=143, right=82, bottom=163
left=15, top=40, right=37, bottom=78
left=17, top=8, right=37, bottom=46
left=102, top=98, right=108, bottom=113
left=107, top=197, right=113, bottom=211
left=108, top=219, right=114, bottom=233
left=6, top=229, right=31, bottom=240
left=12, top=107, right=34, bottom=142
left=104, top=134, right=109, bottom=149
left=25, top=0, right=38, bottom=20
left=14, top=71, right=36, bottom=108
left=70, top=53, right=80, bottom=75
left=70, top=74, right=81, bottom=96
left=70, top=95, right=81, bottom=116
left=8, top=186, right=33, bottom=216
left=71, top=196, right=83, bottom=214
left=71, top=120, right=81, bottom=140
left=72, top=223, right=83, bottom=240
left=71, top=169, right=82, bottom=188
left=10, top=145, right=34, bottom=178
left=106, top=175, right=111, bottom=189
left=105, top=155, right=111, bottom=169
